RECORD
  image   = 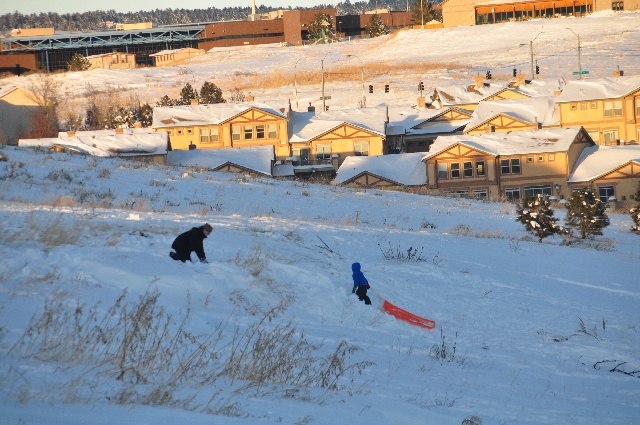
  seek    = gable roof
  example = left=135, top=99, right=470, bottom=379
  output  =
left=0, top=85, right=20, bottom=98
left=433, top=81, right=512, bottom=106
left=555, top=75, right=640, bottom=102
left=464, top=96, right=559, bottom=132
left=568, top=144, right=640, bottom=183
left=167, top=145, right=274, bottom=176
left=427, top=126, right=589, bottom=159
left=334, top=152, right=428, bottom=186
left=152, top=102, right=287, bottom=128
left=18, top=132, right=168, bottom=157
left=289, top=108, right=385, bottom=143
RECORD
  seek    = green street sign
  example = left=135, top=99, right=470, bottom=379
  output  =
left=573, top=70, right=589, bottom=75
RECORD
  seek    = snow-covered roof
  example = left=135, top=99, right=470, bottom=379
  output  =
left=152, top=102, right=288, bottom=128
left=568, top=144, right=640, bottom=183
left=383, top=105, right=470, bottom=136
left=434, top=81, right=514, bottom=106
left=149, top=47, right=204, bottom=57
left=167, top=146, right=274, bottom=176
left=555, top=75, right=640, bottom=102
left=18, top=132, right=169, bottom=157
left=0, top=85, right=20, bottom=98
left=464, top=96, right=559, bottom=131
left=289, top=107, right=386, bottom=143
left=334, top=152, right=428, bottom=186
left=57, top=128, right=155, bottom=138
left=427, top=126, right=587, bottom=158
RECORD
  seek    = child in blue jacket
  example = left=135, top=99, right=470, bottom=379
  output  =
left=351, top=262, right=371, bottom=305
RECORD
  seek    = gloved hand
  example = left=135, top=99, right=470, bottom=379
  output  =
left=200, top=258, right=208, bottom=264
left=352, top=287, right=356, bottom=294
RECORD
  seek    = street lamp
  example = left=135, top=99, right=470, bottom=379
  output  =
left=294, top=57, right=302, bottom=111
left=566, top=27, right=582, bottom=80
left=421, top=0, right=425, bottom=29
left=530, top=31, right=543, bottom=80
left=346, top=54, right=366, bottom=108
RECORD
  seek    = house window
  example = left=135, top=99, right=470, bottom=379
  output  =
left=256, top=125, right=265, bottom=139
left=316, top=144, right=331, bottom=160
left=636, top=127, right=640, bottom=143
left=463, top=161, right=473, bottom=177
left=211, top=128, right=219, bottom=142
left=476, top=160, right=485, bottom=176
left=598, top=185, right=615, bottom=203
left=438, top=163, right=448, bottom=179
left=538, top=155, right=544, bottom=162
left=603, top=129, right=618, bottom=145
left=612, top=1, right=624, bottom=10
left=268, top=124, right=277, bottom=138
left=505, top=188, right=520, bottom=201
left=590, top=102, right=597, bottom=109
left=451, top=163, right=461, bottom=178
left=527, top=157, right=534, bottom=163
left=570, top=103, right=577, bottom=111
left=231, top=126, right=241, bottom=141
left=604, top=100, right=623, bottom=117
left=187, top=129, right=193, bottom=135
left=354, top=141, right=369, bottom=156
left=580, top=103, right=587, bottom=110
left=586, top=129, right=600, bottom=144
left=243, top=125, right=253, bottom=140
left=501, top=158, right=520, bottom=174
left=473, top=189, right=488, bottom=199
left=177, top=129, right=183, bottom=135
left=524, top=185, right=552, bottom=198
left=168, top=130, right=173, bottom=136
left=200, top=129, right=210, bottom=143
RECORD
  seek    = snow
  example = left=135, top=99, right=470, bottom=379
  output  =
left=555, top=75, right=640, bottom=102
left=568, top=144, right=640, bottom=183
left=168, top=145, right=275, bottom=176
left=152, top=102, right=288, bottom=128
left=1, top=11, right=640, bottom=425
left=464, top=96, right=559, bottom=131
left=333, top=152, right=428, bottom=186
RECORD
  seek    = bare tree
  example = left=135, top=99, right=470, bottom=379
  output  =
left=27, top=72, right=63, bottom=132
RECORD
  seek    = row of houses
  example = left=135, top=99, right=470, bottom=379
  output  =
left=10, top=74, right=640, bottom=205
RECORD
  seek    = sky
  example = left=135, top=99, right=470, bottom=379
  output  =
left=0, top=0, right=323, bottom=15
left=1, top=11, right=640, bottom=425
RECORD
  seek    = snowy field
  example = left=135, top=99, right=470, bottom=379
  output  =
left=1, top=10, right=640, bottom=425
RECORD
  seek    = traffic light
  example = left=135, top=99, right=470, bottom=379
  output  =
left=325, top=105, right=329, bottom=111
left=369, top=84, right=373, bottom=94
left=485, top=70, right=492, bottom=80
left=418, top=81, right=424, bottom=91
left=535, top=64, right=540, bottom=75
left=512, top=68, right=517, bottom=77
left=384, top=84, right=389, bottom=93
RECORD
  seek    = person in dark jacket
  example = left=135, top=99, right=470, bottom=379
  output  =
left=170, top=223, right=212, bottom=263
left=351, top=262, right=371, bottom=305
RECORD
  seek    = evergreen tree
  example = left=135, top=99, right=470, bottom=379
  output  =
left=306, top=13, right=337, bottom=44
left=366, top=14, right=388, bottom=38
left=412, top=0, right=435, bottom=26
left=67, top=53, right=91, bottom=71
left=178, top=82, right=198, bottom=105
left=134, top=102, right=153, bottom=127
left=156, top=95, right=176, bottom=107
left=630, top=184, right=640, bottom=233
left=565, top=188, right=610, bottom=239
left=516, top=195, right=565, bottom=242
left=199, top=81, right=225, bottom=104
left=112, top=105, right=135, bottom=128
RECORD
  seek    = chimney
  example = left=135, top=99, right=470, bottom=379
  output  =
left=613, top=65, right=624, bottom=77
left=553, top=88, right=562, bottom=96
left=516, top=74, right=526, bottom=87
left=474, top=76, right=484, bottom=89
left=417, top=96, right=426, bottom=109
left=251, top=0, right=256, bottom=15
left=246, top=94, right=255, bottom=102
left=190, top=99, right=199, bottom=105
left=133, top=121, right=142, bottom=128
left=115, top=128, right=124, bottom=134
left=532, top=117, right=540, bottom=130
left=66, top=131, right=76, bottom=137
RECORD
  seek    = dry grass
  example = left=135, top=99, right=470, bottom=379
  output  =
left=2, top=213, right=82, bottom=249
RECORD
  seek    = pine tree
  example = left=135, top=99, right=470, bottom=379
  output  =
left=366, top=14, right=388, bottom=38
left=156, top=95, right=176, bottom=107
left=306, top=13, right=337, bottom=44
left=199, top=81, right=225, bottom=104
left=565, top=188, right=610, bottom=239
left=178, top=82, right=198, bottom=105
left=134, top=102, right=153, bottom=127
left=67, top=53, right=91, bottom=71
left=516, top=195, right=565, bottom=242
left=630, top=184, right=640, bottom=233
left=412, top=0, right=435, bottom=26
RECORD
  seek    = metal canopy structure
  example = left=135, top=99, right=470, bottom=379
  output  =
left=1, top=26, right=205, bottom=52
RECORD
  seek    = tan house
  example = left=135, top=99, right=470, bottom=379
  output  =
left=152, top=102, right=291, bottom=160
left=568, top=144, right=640, bottom=207
left=555, top=75, right=640, bottom=145
left=424, top=126, right=595, bottom=200
left=334, top=152, right=427, bottom=189
left=288, top=108, right=386, bottom=175
left=0, top=85, right=41, bottom=145
left=149, top=48, right=205, bottom=67
left=432, top=80, right=530, bottom=111
left=167, top=145, right=275, bottom=177
left=85, top=52, right=136, bottom=70
left=464, top=96, right=559, bottom=134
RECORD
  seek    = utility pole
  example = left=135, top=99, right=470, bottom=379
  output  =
left=529, top=32, right=543, bottom=80
left=567, top=28, right=582, bottom=79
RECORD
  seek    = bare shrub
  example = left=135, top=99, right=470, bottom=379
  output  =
left=378, top=242, right=426, bottom=262
left=462, top=416, right=482, bottom=425
left=430, top=328, right=462, bottom=364
left=233, top=243, right=268, bottom=277
left=4, top=214, right=81, bottom=249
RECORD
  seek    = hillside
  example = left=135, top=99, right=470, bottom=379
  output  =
left=1, top=13, right=640, bottom=425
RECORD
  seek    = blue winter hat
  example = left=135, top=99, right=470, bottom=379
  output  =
left=352, top=262, right=361, bottom=272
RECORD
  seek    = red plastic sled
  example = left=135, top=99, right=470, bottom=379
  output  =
left=382, top=300, right=435, bottom=329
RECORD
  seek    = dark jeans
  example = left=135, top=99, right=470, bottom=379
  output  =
left=170, top=250, right=191, bottom=262
left=356, top=285, right=371, bottom=305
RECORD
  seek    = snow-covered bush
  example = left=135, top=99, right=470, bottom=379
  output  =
left=516, top=195, right=565, bottom=242
left=564, top=188, right=609, bottom=239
